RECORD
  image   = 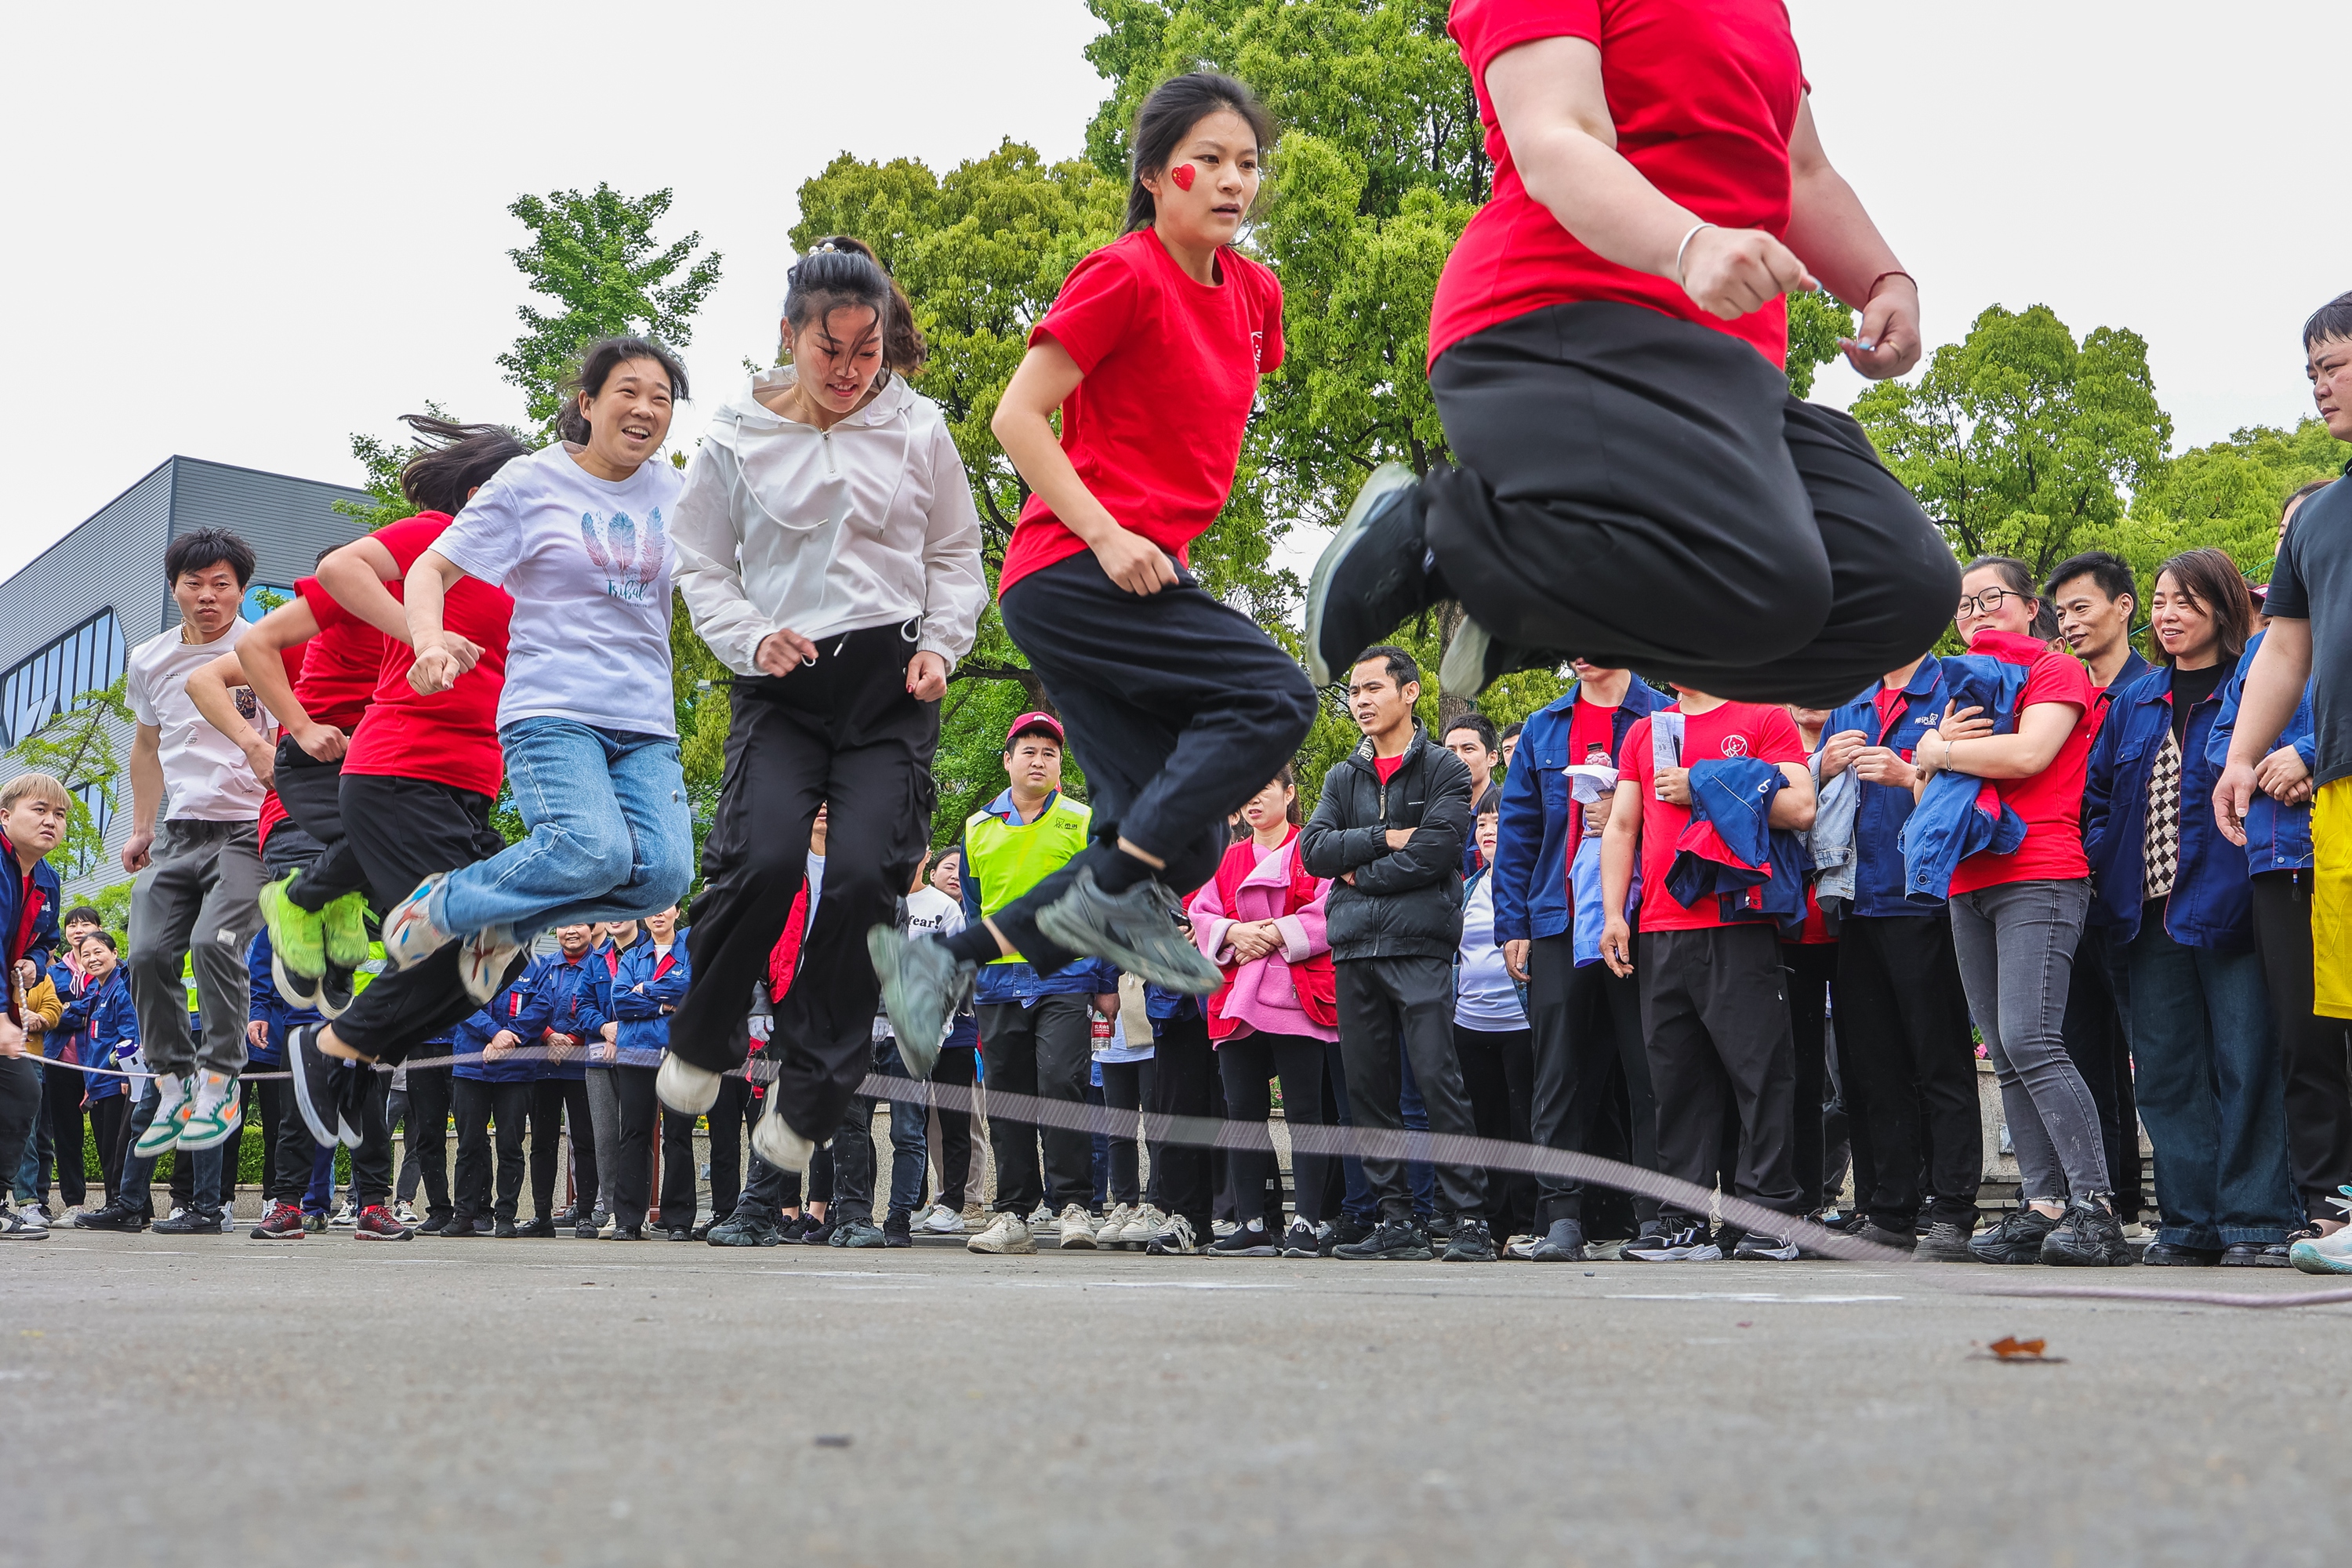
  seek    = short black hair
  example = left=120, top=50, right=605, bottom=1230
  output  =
left=1352, top=645, right=1420, bottom=689
left=1500, top=721, right=1524, bottom=742
left=556, top=336, right=691, bottom=445
left=78, top=930, right=118, bottom=953
left=62, top=905, right=104, bottom=927
left=2303, top=289, right=2352, bottom=350
left=397, top=415, right=531, bottom=516
left=1475, top=793, right=1501, bottom=819
left=165, top=528, right=256, bottom=590
left=2043, top=550, right=2136, bottom=608
left=1443, top=712, right=1498, bottom=754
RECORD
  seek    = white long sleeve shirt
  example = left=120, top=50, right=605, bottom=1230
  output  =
left=671, top=367, right=986, bottom=677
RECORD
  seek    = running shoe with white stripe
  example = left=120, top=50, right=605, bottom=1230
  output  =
left=132, top=1073, right=194, bottom=1159
left=459, top=926, right=525, bottom=1004
left=1624, top=1222, right=1723, bottom=1262
left=916, top=1202, right=966, bottom=1236
left=379, top=873, right=456, bottom=971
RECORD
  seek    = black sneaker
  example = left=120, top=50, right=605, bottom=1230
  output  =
left=883, top=1210, right=913, bottom=1249
left=1421, top=1212, right=1458, bottom=1243
left=515, top=1217, right=556, bottom=1239
left=1530, top=1218, right=1587, bottom=1263
left=1210, top=1220, right=1278, bottom=1256
left=777, top=1212, right=818, bottom=1243
left=2220, top=1240, right=2291, bottom=1269
left=1279, top=1219, right=1323, bottom=1258
left=1305, top=463, right=1439, bottom=687
left=1442, top=1218, right=1497, bottom=1262
left=74, top=1200, right=148, bottom=1233
left=866, top=927, right=975, bottom=1080
left=154, top=1207, right=226, bottom=1236
left=1914, top=1220, right=1975, bottom=1263
left=1334, top=1216, right=1433, bottom=1261
left=1969, top=1206, right=2061, bottom=1265
left=2038, top=1198, right=2132, bottom=1266
left=803, top=1216, right=839, bottom=1247
left=1732, top=1229, right=1802, bottom=1261
left=1321, top=1214, right=1374, bottom=1257
left=550, top=1207, right=579, bottom=1228
left=1624, top=1222, right=1722, bottom=1262
left=2143, top=1241, right=2223, bottom=1266
left=707, top=1213, right=782, bottom=1247
left=573, top=1214, right=601, bottom=1240
left=664, top=1225, right=694, bottom=1242
left=1033, top=869, right=1221, bottom=994
left=1847, top=1218, right=1918, bottom=1252
left=831, top=1217, right=887, bottom=1249
left=611, top=1224, right=645, bottom=1241
left=285, top=1025, right=360, bottom=1149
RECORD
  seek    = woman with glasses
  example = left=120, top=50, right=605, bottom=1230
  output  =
left=1912, top=556, right=2126, bottom=1266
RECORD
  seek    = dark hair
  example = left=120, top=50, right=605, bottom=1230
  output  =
left=1352, top=644, right=1420, bottom=690
left=1501, top=721, right=1524, bottom=742
left=165, top=527, right=256, bottom=590
left=1443, top=713, right=1499, bottom=755
left=2303, top=290, right=2352, bottom=350
left=79, top=930, right=117, bottom=954
left=2152, top=546, right=2256, bottom=669
left=1125, top=73, right=1275, bottom=233
left=1004, top=720, right=1063, bottom=751
left=2287, top=477, right=2336, bottom=521
left=555, top=336, right=689, bottom=445
left=1265, top=760, right=1301, bottom=825
left=785, top=236, right=925, bottom=376
left=1961, top=554, right=2035, bottom=602
left=2042, top=550, right=2136, bottom=609
left=62, top=906, right=104, bottom=927
left=1475, top=793, right=1501, bottom=819
left=396, top=415, right=530, bottom=516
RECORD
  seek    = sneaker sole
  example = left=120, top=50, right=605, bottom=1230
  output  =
left=656, top=1054, right=724, bottom=1116
left=353, top=1229, right=412, bottom=1242
left=867, top=926, right=954, bottom=1077
left=272, top=949, right=325, bottom=1011
left=1033, top=887, right=1222, bottom=995
left=967, top=1239, right=1037, bottom=1255
left=286, top=1033, right=345, bottom=1149
left=1624, top=1246, right=1726, bottom=1262
left=1305, top=461, right=1421, bottom=686
left=380, top=877, right=454, bottom=971
left=176, top=1105, right=243, bottom=1152
left=2290, top=1242, right=2352, bottom=1275
left=1436, top=616, right=1498, bottom=703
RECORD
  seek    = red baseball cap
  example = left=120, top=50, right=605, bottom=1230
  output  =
left=1005, top=710, right=1065, bottom=746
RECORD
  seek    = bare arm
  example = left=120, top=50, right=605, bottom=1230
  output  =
left=318, top=538, right=413, bottom=645
left=1598, top=779, right=1642, bottom=978
left=234, top=597, right=343, bottom=764
left=1768, top=761, right=1817, bottom=830
left=402, top=550, right=473, bottom=695
left=2216, top=619, right=2315, bottom=844
left=123, top=724, right=162, bottom=872
left=1783, top=101, right=1920, bottom=379
left=991, top=338, right=1179, bottom=597
left=1915, top=702, right=2080, bottom=782
left=185, top=649, right=278, bottom=789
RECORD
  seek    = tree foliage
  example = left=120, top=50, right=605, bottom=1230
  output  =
left=2081, top=416, right=2350, bottom=587
left=9, top=675, right=130, bottom=878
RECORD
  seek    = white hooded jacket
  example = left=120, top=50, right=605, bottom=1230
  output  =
left=672, top=366, right=986, bottom=677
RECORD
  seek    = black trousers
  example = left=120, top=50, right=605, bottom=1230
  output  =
left=42, top=1066, right=91, bottom=1207
left=672, top=625, right=938, bottom=1157
left=1145, top=1012, right=1218, bottom=1230
left=334, top=776, right=516, bottom=1065
left=530, top=1078, right=590, bottom=1221
left=2252, top=869, right=2352, bottom=1221
left=1642, top=925, right=1802, bottom=1221
left=399, top=1047, right=454, bottom=1220
left=1835, top=914, right=1981, bottom=1228
left=930, top=1045, right=978, bottom=1209
left=1528, top=931, right=1661, bottom=1227
left=2058, top=924, right=2147, bottom=1221
left=273, top=737, right=368, bottom=913
left=452, top=1078, right=531, bottom=1222
left=1218, top=1032, right=1328, bottom=1228
left=978, top=995, right=1095, bottom=1214
left=1424, top=302, right=1958, bottom=709
left=1099, top=1058, right=1153, bottom=1208
left=1780, top=940, right=1838, bottom=1212
left=990, top=552, right=1319, bottom=975
left=659, top=1075, right=748, bottom=1230
left=1454, top=1023, right=1535, bottom=1239
left=0, top=1059, right=39, bottom=1210
left=1336, top=955, right=1488, bottom=1218
left=87, top=1091, right=129, bottom=1207
left=608, top=1064, right=660, bottom=1229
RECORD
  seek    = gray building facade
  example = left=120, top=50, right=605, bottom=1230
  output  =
left=0, top=456, right=376, bottom=898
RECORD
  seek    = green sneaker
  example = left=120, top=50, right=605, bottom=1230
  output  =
left=132, top=1074, right=194, bottom=1159
left=177, top=1072, right=244, bottom=1152
left=321, top=891, right=372, bottom=970
left=259, top=876, right=327, bottom=978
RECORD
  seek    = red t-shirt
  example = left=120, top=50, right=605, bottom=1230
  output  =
left=1566, top=695, right=1620, bottom=842
left=1430, top=0, right=1808, bottom=370
left=1372, top=753, right=1407, bottom=786
left=1871, top=681, right=1908, bottom=742
left=329, top=512, right=515, bottom=797
left=998, top=230, right=1284, bottom=594
left=292, top=574, right=387, bottom=731
left=1619, top=700, right=1806, bottom=932
left=1947, top=633, right=2095, bottom=895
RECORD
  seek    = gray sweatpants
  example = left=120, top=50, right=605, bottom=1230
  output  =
left=128, top=818, right=263, bottom=1080
left=584, top=1065, right=622, bottom=1218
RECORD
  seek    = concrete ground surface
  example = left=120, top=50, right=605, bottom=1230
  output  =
left=6, top=1232, right=2350, bottom=1568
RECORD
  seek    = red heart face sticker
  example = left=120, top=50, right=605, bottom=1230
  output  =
left=1171, top=163, right=1196, bottom=191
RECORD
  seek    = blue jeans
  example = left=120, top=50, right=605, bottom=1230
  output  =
left=872, top=1037, right=929, bottom=1217
left=434, top=719, right=691, bottom=938
left=13, top=1058, right=43, bottom=1202
left=2125, top=920, right=2300, bottom=1247
left=117, top=1076, right=228, bottom=1218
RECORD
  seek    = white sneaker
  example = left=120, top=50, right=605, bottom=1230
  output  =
left=459, top=927, right=526, bottom=1004
left=916, top=1202, right=965, bottom=1235
left=1116, top=1203, right=1167, bottom=1250
left=2291, top=1225, right=2352, bottom=1275
left=1058, top=1203, right=1098, bottom=1249
left=379, top=873, right=456, bottom=971
left=656, top=1054, right=723, bottom=1116
left=394, top=1203, right=422, bottom=1228
left=11, top=1205, right=49, bottom=1233
left=967, top=1210, right=1036, bottom=1255
left=1145, top=1214, right=1203, bottom=1255
left=330, top=1203, right=358, bottom=1229
left=1029, top=1203, right=1053, bottom=1230
left=1211, top=1219, right=1239, bottom=1240
left=1096, top=1202, right=1133, bottom=1247
left=751, top=1106, right=815, bottom=1172
left=1503, top=1233, right=1541, bottom=1261
left=0, top=1207, right=47, bottom=1240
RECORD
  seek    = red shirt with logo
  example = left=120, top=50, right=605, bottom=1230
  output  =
left=1000, top=230, right=1284, bottom=594
left=1619, top=699, right=1806, bottom=932
left=1947, top=632, right=2095, bottom=895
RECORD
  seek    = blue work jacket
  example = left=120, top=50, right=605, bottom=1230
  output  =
left=2084, top=654, right=2255, bottom=950
left=57, top=967, right=136, bottom=1102
left=1896, top=654, right=2032, bottom=902
left=454, top=970, right=557, bottom=1084
left=608, top=935, right=691, bottom=1067
left=528, top=949, right=610, bottom=1082
left=1820, top=662, right=1957, bottom=918
left=2205, top=630, right=2316, bottom=875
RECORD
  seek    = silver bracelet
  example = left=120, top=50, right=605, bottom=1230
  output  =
left=1675, top=222, right=1717, bottom=287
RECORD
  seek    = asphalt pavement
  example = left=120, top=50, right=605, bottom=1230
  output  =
left=6, top=1229, right=2350, bottom=1567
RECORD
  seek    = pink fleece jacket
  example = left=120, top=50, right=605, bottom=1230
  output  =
left=1187, top=834, right=1336, bottom=1044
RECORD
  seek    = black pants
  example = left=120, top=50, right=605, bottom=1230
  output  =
left=273, top=737, right=368, bottom=913
left=1454, top=1023, right=1534, bottom=1240
left=452, top=1078, right=531, bottom=1223
left=334, top=776, right=516, bottom=1065
left=733, top=1137, right=808, bottom=1223
left=611, top=1065, right=659, bottom=1229
left=1424, top=302, right=1958, bottom=709
left=1146, top=1011, right=1218, bottom=1230
left=1780, top=940, right=1838, bottom=1212
left=2058, top=924, right=2147, bottom=1221
left=1642, top=925, right=1802, bottom=1221
left=1835, top=914, right=1981, bottom=1228
left=1527, top=931, right=1660, bottom=1227
left=529, top=1078, right=589, bottom=1221
left=659, top=1075, right=748, bottom=1230
left=990, top=552, right=1319, bottom=975
left=0, top=1059, right=38, bottom=1209
left=1336, top=955, right=1487, bottom=1218
left=1099, top=1058, right=1153, bottom=1209
left=978, top=995, right=1094, bottom=1214
left=88, top=1091, right=129, bottom=1207
left=672, top=626, right=938, bottom=1157
left=2252, top=869, right=2352, bottom=1221
left=42, top=1066, right=91, bottom=1207
left=1218, top=1032, right=1328, bottom=1228
left=930, top=1045, right=978, bottom=1209
left=397, top=1047, right=454, bottom=1220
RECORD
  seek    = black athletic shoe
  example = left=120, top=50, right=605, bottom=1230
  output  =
left=72, top=1200, right=148, bottom=1232
left=883, top=1210, right=913, bottom=1249
left=1421, top=1212, right=1458, bottom=1243
left=866, top=927, right=975, bottom=1080
left=491, top=1218, right=517, bottom=1239
left=2038, top=1199, right=2132, bottom=1266
left=665, top=1225, right=693, bottom=1242
left=550, top=1207, right=579, bottom=1228
left=516, top=1217, right=556, bottom=1239
left=1334, top=1217, right=1434, bottom=1261
left=1442, top=1218, right=1497, bottom=1262
left=610, top=1225, right=645, bottom=1241
left=1914, top=1220, right=1976, bottom=1263
left=574, top=1215, right=601, bottom=1240
left=416, top=1211, right=455, bottom=1236
left=1530, top=1218, right=1587, bottom=1263
left=831, top=1217, right=886, bottom=1249
left=1846, top=1218, right=1918, bottom=1252
left=1624, top=1222, right=1723, bottom=1263
left=441, top=1213, right=476, bottom=1236
left=154, top=1207, right=225, bottom=1236
left=1210, top=1221, right=1278, bottom=1256
left=2143, top=1242, right=2223, bottom=1266
left=315, top=964, right=357, bottom=1020
left=804, top=1216, right=839, bottom=1247
left=706, top=1212, right=782, bottom=1247
left=286, top=1025, right=357, bottom=1149
left=2220, top=1240, right=2292, bottom=1269
left=1033, top=869, right=1222, bottom=994
left=1969, top=1206, right=2062, bottom=1265
left=1732, top=1230, right=1802, bottom=1261
left=778, top=1213, right=818, bottom=1243
left=1320, top=1214, right=1374, bottom=1257
left=1305, top=463, right=1441, bottom=687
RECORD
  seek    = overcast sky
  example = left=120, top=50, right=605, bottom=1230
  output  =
left=5, top=1, right=2338, bottom=586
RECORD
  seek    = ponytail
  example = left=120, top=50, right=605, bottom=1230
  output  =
left=783, top=236, right=926, bottom=375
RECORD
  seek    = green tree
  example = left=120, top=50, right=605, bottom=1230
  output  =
left=1784, top=291, right=1856, bottom=400
left=2083, top=416, right=2352, bottom=586
left=498, top=183, right=725, bottom=434
left=1850, top=303, right=2171, bottom=579
left=9, top=676, right=130, bottom=877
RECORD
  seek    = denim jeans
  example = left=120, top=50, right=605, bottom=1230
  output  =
left=434, top=719, right=692, bottom=938
left=1948, top=877, right=2108, bottom=1203
left=2125, top=920, right=2301, bottom=1247
left=118, top=1076, right=227, bottom=1218
left=12, top=1057, right=43, bottom=1202
left=871, top=1035, right=929, bottom=1217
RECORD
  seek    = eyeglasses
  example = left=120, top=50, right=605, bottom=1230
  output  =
left=1956, top=587, right=2017, bottom=619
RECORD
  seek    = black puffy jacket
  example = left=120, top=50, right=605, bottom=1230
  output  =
left=1299, top=722, right=1473, bottom=961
